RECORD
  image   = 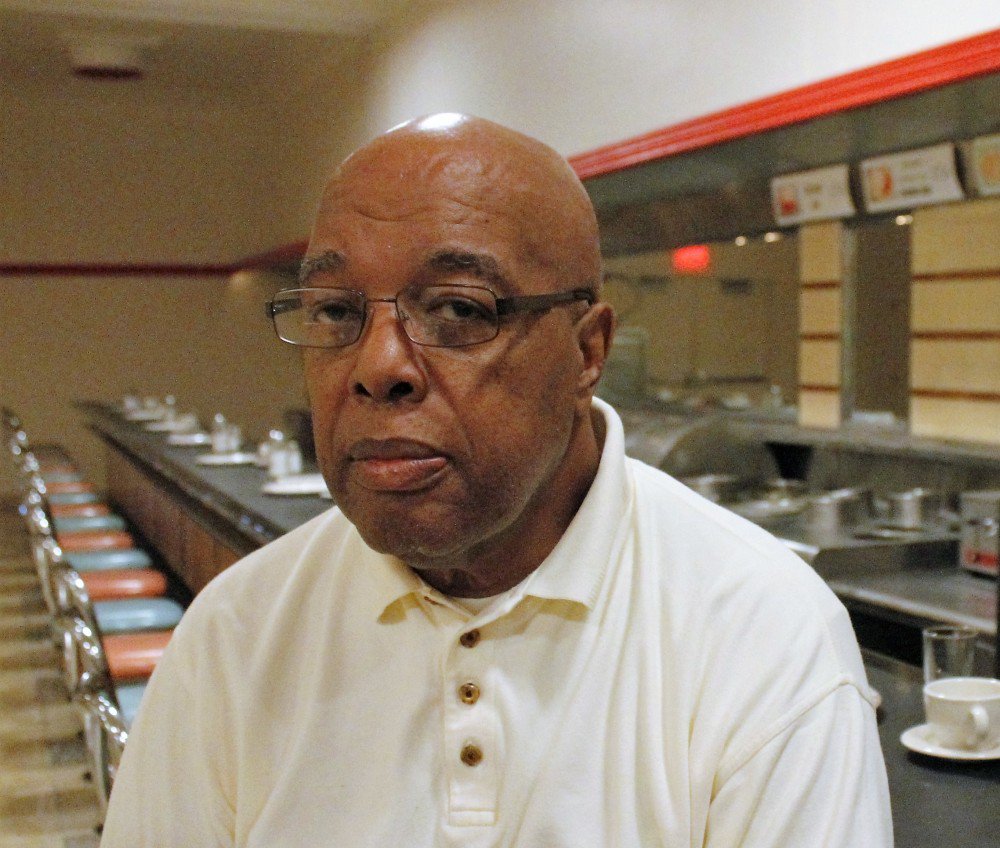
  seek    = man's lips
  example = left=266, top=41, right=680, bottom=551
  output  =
left=346, top=438, right=448, bottom=492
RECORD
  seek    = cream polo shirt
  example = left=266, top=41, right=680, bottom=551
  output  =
left=101, top=399, right=892, bottom=848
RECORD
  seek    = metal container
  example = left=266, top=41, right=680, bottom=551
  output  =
left=960, top=490, right=1000, bottom=578
left=807, top=487, right=872, bottom=533
left=680, top=473, right=744, bottom=503
left=884, top=487, right=943, bottom=530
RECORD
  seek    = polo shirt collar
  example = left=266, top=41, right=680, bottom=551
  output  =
left=370, top=398, right=632, bottom=622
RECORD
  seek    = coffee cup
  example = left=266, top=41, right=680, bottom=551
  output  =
left=924, top=676, right=1000, bottom=751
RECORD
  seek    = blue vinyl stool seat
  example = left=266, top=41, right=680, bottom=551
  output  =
left=94, top=598, right=184, bottom=634
left=41, top=472, right=85, bottom=484
left=65, top=549, right=153, bottom=572
left=48, top=491, right=101, bottom=506
left=114, top=680, right=148, bottom=729
left=54, top=514, right=127, bottom=534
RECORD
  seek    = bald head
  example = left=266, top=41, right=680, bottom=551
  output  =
left=311, top=114, right=602, bottom=296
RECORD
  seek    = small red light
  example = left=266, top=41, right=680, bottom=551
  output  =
left=671, top=244, right=711, bottom=274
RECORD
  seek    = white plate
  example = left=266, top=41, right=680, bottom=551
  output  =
left=125, top=409, right=163, bottom=422
left=261, top=473, right=330, bottom=497
left=900, top=723, right=1000, bottom=761
left=196, top=452, right=257, bottom=466
left=145, top=419, right=191, bottom=433
left=167, top=432, right=212, bottom=447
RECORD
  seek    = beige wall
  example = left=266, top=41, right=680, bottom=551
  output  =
left=2, top=272, right=306, bottom=497
left=910, top=196, right=1000, bottom=443
left=1, top=35, right=362, bottom=498
left=602, top=237, right=798, bottom=400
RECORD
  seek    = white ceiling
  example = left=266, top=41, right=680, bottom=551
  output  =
left=0, top=0, right=422, bottom=33
left=0, top=0, right=437, bottom=92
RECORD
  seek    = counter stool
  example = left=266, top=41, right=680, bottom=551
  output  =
left=78, top=690, right=129, bottom=819
left=53, top=513, right=128, bottom=534
left=50, top=502, right=112, bottom=519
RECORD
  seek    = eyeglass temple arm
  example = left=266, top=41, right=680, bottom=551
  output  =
left=266, top=296, right=304, bottom=320
left=495, top=289, right=594, bottom=317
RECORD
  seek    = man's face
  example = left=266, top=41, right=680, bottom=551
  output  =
left=302, top=141, right=595, bottom=572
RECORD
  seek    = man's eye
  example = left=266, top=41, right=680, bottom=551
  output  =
left=308, top=300, right=361, bottom=324
left=424, top=296, right=494, bottom=323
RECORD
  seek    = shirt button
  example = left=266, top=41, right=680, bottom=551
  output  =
left=459, top=629, right=480, bottom=648
left=460, top=744, right=483, bottom=767
left=458, top=682, right=480, bottom=704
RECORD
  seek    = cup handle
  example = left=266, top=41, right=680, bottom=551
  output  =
left=970, top=705, right=990, bottom=743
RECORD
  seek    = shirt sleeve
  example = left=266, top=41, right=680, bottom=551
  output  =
left=99, top=611, right=237, bottom=848
left=704, top=682, right=893, bottom=847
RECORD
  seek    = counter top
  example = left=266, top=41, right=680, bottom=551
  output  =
left=866, top=650, right=1000, bottom=846
left=80, top=402, right=329, bottom=550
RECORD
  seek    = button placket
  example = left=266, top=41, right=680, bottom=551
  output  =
left=443, top=628, right=498, bottom=826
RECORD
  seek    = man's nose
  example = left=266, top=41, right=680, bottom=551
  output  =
left=348, top=302, right=427, bottom=403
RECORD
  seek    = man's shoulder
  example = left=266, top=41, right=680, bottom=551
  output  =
left=624, top=458, right=864, bottom=675
left=179, top=506, right=357, bottom=633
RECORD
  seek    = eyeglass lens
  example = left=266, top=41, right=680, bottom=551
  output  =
left=271, top=286, right=503, bottom=348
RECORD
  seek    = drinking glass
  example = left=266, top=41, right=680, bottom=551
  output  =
left=922, top=625, right=978, bottom=683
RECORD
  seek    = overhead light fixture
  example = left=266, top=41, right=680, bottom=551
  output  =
left=895, top=214, right=913, bottom=226
left=734, top=235, right=748, bottom=247
left=62, top=31, right=160, bottom=81
left=763, top=231, right=782, bottom=243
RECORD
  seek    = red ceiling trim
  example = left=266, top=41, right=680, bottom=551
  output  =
left=0, top=263, right=234, bottom=277
left=568, top=28, right=1000, bottom=180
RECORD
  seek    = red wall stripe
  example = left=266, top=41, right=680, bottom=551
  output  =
left=799, top=384, right=841, bottom=393
left=568, top=28, right=1000, bottom=180
left=911, top=388, right=1000, bottom=403
left=911, top=331, right=1000, bottom=341
left=0, top=263, right=233, bottom=278
left=912, top=269, right=1000, bottom=282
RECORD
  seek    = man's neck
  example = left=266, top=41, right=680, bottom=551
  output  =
left=413, top=409, right=605, bottom=599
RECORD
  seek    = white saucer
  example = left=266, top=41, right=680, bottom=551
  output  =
left=196, top=451, right=257, bottom=466
left=125, top=409, right=163, bottom=422
left=167, top=432, right=212, bottom=447
left=145, top=419, right=190, bottom=433
left=261, top=473, right=330, bottom=497
left=900, top=723, right=1000, bottom=761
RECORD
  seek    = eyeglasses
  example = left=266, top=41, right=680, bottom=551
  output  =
left=266, top=285, right=595, bottom=349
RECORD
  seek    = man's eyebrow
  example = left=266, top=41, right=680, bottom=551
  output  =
left=298, top=251, right=345, bottom=285
left=426, top=250, right=506, bottom=288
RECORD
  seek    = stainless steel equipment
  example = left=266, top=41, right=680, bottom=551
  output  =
left=884, top=487, right=943, bottom=530
left=619, top=409, right=778, bottom=481
left=960, top=490, right=1000, bottom=578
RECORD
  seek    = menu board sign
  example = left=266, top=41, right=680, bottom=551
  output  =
left=860, top=142, right=964, bottom=213
left=968, top=133, right=1000, bottom=197
left=770, top=164, right=855, bottom=225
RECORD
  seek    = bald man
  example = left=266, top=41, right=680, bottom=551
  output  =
left=101, top=115, right=892, bottom=847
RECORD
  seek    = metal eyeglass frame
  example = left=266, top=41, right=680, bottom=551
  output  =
left=266, top=285, right=596, bottom=348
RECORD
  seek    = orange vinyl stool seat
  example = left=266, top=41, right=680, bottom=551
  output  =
left=45, top=480, right=97, bottom=495
left=104, top=630, right=173, bottom=681
left=81, top=568, right=168, bottom=601
left=56, top=530, right=136, bottom=552
left=50, top=502, right=111, bottom=519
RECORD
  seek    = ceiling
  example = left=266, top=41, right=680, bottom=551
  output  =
left=0, top=0, right=435, bottom=93
left=0, top=0, right=425, bottom=33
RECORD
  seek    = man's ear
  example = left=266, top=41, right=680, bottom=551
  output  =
left=575, top=303, right=616, bottom=396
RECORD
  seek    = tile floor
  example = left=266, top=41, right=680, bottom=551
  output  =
left=0, top=510, right=101, bottom=847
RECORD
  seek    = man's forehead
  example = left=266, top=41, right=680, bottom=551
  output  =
left=298, top=247, right=509, bottom=289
